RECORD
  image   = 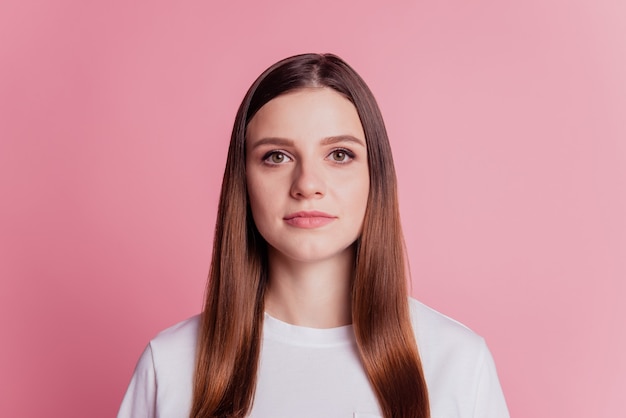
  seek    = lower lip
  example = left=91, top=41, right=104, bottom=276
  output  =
left=284, top=216, right=335, bottom=228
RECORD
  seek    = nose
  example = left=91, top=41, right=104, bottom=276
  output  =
left=290, top=161, right=325, bottom=199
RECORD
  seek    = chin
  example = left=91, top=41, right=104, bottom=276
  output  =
left=270, top=243, right=356, bottom=264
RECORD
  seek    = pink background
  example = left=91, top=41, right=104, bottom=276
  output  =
left=1, top=0, right=624, bottom=417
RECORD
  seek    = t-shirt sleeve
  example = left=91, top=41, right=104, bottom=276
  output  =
left=473, top=341, right=510, bottom=418
left=117, top=344, right=157, bottom=418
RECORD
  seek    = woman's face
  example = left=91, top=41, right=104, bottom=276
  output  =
left=245, top=87, right=370, bottom=264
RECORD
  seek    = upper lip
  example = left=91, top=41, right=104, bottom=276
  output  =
left=284, top=211, right=336, bottom=220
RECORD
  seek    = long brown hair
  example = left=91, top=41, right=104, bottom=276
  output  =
left=191, top=53, right=429, bottom=418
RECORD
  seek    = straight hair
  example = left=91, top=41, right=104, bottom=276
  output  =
left=191, top=53, right=430, bottom=418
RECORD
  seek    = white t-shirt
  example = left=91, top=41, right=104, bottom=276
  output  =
left=118, top=299, right=509, bottom=418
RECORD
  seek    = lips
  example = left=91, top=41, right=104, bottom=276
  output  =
left=283, top=211, right=337, bottom=228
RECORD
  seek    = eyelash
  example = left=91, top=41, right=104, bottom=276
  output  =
left=327, top=148, right=355, bottom=164
left=262, top=148, right=356, bottom=166
left=262, top=150, right=292, bottom=165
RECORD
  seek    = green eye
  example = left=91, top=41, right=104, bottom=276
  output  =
left=270, top=153, right=285, bottom=163
left=330, top=149, right=354, bottom=162
left=332, top=151, right=346, bottom=161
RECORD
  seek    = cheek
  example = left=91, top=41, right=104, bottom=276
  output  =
left=353, top=172, right=370, bottom=211
left=246, top=176, right=274, bottom=226
left=246, top=175, right=260, bottom=216
left=247, top=186, right=262, bottom=217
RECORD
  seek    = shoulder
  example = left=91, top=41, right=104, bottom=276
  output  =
left=150, top=314, right=201, bottom=347
left=150, top=315, right=200, bottom=414
left=408, top=298, right=509, bottom=416
left=118, top=315, right=201, bottom=418
left=408, top=297, right=487, bottom=384
left=147, top=314, right=201, bottom=373
left=141, top=315, right=200, bottom=389
left=408, top=297, right=485, bottom=351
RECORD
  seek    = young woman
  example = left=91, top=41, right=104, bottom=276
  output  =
left=118, top=53, right=509, bottom=418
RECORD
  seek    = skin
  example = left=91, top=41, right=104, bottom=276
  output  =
left=246, top=87, right=370, bottom=328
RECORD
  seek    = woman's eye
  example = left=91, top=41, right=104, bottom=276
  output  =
left=329, top=149, right=353, bottom=163
left=265, top=151, right=291, bottom=165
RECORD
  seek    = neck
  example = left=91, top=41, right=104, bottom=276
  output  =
left=264, top=246, right=354, bottom=328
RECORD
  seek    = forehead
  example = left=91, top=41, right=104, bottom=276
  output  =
left=246, top=87, right=365, bottom=143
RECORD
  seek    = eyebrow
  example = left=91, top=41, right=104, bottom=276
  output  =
left=250, top=135, right=366, bottom=150
left=321, top=135, right=366, bottom=147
